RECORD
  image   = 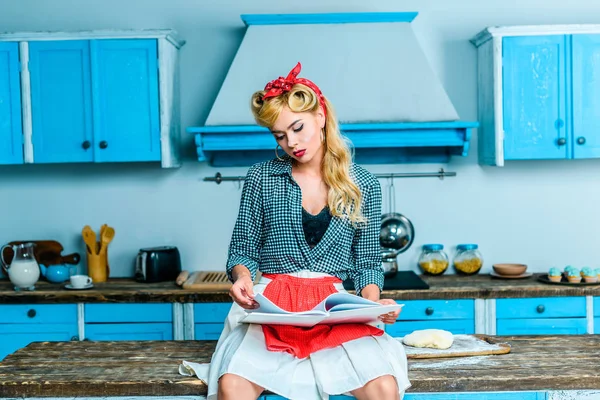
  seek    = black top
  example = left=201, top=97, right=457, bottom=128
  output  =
left=302, top=206, right=332, bottom=248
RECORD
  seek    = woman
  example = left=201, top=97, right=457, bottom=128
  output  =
left=210, top=62, right=411, bottom=400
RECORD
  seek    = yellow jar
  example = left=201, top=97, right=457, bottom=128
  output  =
left=418, top=244, right=449, bottom=275
left=453, top=244, right=483, bottom=275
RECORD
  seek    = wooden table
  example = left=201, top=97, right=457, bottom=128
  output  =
left=1, top=335, right=599, bottom=399
left=1, top=274, right=599, bottom=303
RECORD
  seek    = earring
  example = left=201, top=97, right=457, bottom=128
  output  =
left=275, top=144, right=284, bottom=160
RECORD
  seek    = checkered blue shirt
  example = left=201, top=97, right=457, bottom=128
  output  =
left=226, top=157, right=384, bottom=295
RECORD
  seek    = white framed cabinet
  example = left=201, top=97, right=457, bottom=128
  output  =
left=472, top=25, right=600, bottom=166
left=0, top=30, right=185, bottom=168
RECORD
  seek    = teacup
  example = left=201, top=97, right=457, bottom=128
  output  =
left=70, top=274, right=92, bottom=288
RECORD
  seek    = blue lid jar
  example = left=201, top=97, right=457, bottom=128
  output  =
left=418, top=244, right=449, bottom=275
left=453, top=243, right=483, bottom=275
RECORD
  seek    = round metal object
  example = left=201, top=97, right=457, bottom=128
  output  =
left=380, top=212, right=415, bottom=253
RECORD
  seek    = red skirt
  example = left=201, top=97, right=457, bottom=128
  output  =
left=261, top=273, right=384, bottom=359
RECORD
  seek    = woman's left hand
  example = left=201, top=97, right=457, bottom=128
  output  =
left=377, top=298, right=400, bottom=324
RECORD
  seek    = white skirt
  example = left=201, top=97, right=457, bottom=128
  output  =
left=180, top=271, right=411, bottom=400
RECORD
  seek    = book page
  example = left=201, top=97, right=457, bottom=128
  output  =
left=240, top=312, right=326, bottom=327
left=250, top=293, right=327, bottom=316
left=322, top=293, right=381, bottom=312
left=320, top=303, right=403, bottom=325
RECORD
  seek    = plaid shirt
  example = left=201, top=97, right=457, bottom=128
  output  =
left=226, top=156, right=384, bottom=295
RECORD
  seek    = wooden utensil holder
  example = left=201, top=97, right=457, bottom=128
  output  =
left=87, top=242, right=109, bottom=283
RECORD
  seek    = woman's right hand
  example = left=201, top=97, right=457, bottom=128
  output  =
left=229, top=274, right=259, bottom=309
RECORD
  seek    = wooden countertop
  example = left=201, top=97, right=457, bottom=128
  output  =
left=1, top=335, right=599, bottom=397
left=1, top=274, right=599, bottom=304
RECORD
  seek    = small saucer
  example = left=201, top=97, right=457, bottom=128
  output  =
left=64, top=283, right=94, bottom=290
left=490, top=271, right=532, bottom=279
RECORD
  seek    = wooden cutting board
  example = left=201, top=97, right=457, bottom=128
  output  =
left=177, top=271, right=261, bottom=290
left=402, top=334, right=511, bottom=359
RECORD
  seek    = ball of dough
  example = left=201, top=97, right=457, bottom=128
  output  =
left=402, top=329, right=454, bottom=349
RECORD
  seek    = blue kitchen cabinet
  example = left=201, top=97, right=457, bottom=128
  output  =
left=0, top=42, right=23, bottom=164
left=572, top=34, right=600, bottom=159
left=496, top=297, right=587, bottom=335
left=263, top=393, right=546, bottom=399
left=386, top=299, right=475, bottom=337
left=194, top=302, right=231, bottom=340
left=502, top=35, right=567, bottom=161
left=473, top=27, right=600, bottom=165
left=90, top=39, right=160, bottom=162
left=84, top=303, right=173, bottom=341
left=29, top=40, right=94, bottom=163
left=0, top=304, right=78, bottom=361
left=28, top=39, right=161, bottom=164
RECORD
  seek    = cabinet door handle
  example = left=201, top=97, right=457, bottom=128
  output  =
left=70, top=336, right=79, bottom=341
left=99, top=141, right=108, bottom=149
left=27, top=309, right=36, bottom=318
left=556, top=138, right=566, bottom=146
left=536, top=305, right=545, bottom=314
left=425, top=307, right=434, bottom=316
left=82, top=140, right=91, bottom=150
left=577, top=137, right=586, bottom=145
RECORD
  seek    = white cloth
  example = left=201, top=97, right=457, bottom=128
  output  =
left=179, top=270, right=411, bottom=400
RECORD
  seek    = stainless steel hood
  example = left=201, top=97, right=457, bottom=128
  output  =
left=189, top=12, right=478, bottom=166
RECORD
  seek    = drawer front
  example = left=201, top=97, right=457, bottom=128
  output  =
left=496, top=297, right=586, bottom=319
left=397, top=299, right=474, bottom=320
left=195, top=323, right=225, bottom=340
left=86, top=323, right=173, bottom=341
left=0, top=304, right=77, bottom=324
left=497, top=318, right=587, bottom=335
left=385, top=319, right=475, bottom=338
left=594, top=297, right=600, bottom=317
left=85, top=304, right=172, bottom=323
left=0, top=323, right=78, bottom=361
left=194, top=303, right=232, bottom=323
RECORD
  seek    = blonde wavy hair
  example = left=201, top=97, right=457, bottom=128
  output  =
left=251, top=84, right=366, bottom=226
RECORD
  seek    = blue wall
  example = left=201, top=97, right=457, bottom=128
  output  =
left=1, top=0, right=600, bottom=278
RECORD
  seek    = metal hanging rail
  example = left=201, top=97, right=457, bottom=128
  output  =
left=204, top=168, right=456, bottom=184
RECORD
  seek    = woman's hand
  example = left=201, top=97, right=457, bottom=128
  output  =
left=377, top=298, right=400, bottom=324
left=229, top=274, right=259, bottom=309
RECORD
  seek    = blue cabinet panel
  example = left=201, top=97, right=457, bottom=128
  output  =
left=194, top=303, right=232, bottom=323
left=264, top=393, right=545, bottom=399
left=29, top=40, right=94, bottom=163
left=195, top=323, right=225, bottom=340
left=385, top=319, right=475, bottom=337
left=595, top=297, right=600, bottom=317
left=497, top=318, right=587, bottom=335
left=85, top=323, right=173, bottom=341
left=85, top=303, right=172, bottom=323
left=502, top=35, right=567, bottom=160
left=0, top=323, right=78, bottom=361
left=0, top=42, right=23, bottom=164
left=572, top=34, right=600, bottom=158
left=0, top=304, right=77, bottom=324
left=398, top=299, right=474, bottom=320
left=90, top=39, right=160, bottom=162
left=496, top=297, right=586, bottom=319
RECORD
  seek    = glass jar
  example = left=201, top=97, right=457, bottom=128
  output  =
left=453, top=244, right=484, bottom=275
left=418, top=244, right=449, bottom=275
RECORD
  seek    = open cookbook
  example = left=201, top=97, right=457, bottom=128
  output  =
left=240, top=292, right=403, bottom=327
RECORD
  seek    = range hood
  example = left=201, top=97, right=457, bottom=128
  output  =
left=188, top=12, right=478, bottom=167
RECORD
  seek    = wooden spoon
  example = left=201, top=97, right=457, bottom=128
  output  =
left=98, top=227, right=115, bottom=256
left=81, top=226, right=97, bottom=255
